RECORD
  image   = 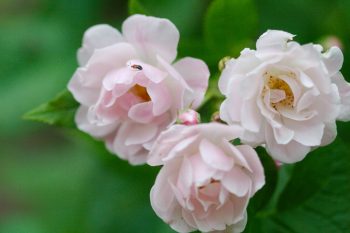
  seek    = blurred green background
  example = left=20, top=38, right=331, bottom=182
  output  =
left=1, top=0, right=350, bottom=232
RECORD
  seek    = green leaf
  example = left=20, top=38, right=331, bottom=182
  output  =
left=128, top=0, right=149, bottom=15
left=276, top=151, right=332, bottom=212
left=23, top=89, right=78, bottom=128
left=272, top=138, right=350, bottom=232
left=244, top=138, right=350, bottom=232
left=204, top=0, right=258, bottom=64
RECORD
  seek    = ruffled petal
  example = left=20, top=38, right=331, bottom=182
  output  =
left=75, top=106, right=118, bottom=138
left=68, top=43, right=137, bottom=106
left=256, top=30, right=295, bottom=58
left=122, top=14, right=179, bottom=64
left=321, top=121, right=337, bottom=146
left=284, top=118, right=325, bottom=146
left=323, top=46, right=344, bottom=76
left=190, top=153, right=216, bottom=186
left=241, top=98, right=262, bottom=132
left=236, top=145, right=265, bottom=194
left=128, top=101, right=154, bottom=123
left=173, top=57, right=210, bottom=108
left=265, top=125, right=310, bottom=163
left=332, top=73, right=350, bottom=121
left=218, top=59, right=236, bottom=95
left=78, top=24, right=123, bottom=66
left=147, top=81, right=172, bottom=116
left=199, top=139, right=234, bottom=171
left=150, top=160, right=182, bottom=221
left=124, top=123, right=158, bottom=146
left=222, top=167, right=251, bottom=197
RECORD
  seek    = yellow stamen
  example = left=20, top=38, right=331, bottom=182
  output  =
left=263, top=74, right=294, bottom=109
left=129, top=84, right=151, bottom=102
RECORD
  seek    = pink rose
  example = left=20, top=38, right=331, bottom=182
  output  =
left=148, top=123, right=265, bottom=233
left=219, top=30, right=350, bottom=163
left=68, top=15, right=209, bottom=164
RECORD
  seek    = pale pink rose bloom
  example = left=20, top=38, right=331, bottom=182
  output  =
left=219, top=30, right=350, bottom=163
left=148, top=123, right=265, bottom=233
left=68, top=15, right=209, bottom=164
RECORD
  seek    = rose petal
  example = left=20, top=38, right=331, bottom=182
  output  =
left=284, top=119, right=325, bottom=146
left=75, top=106, right=118, bottom=138
left=272, top=125, right=294, bottom=145
left=304, top=66, right=331, bottom=94
left=236, top=145, right=265, bottom=194
left=298, top=71, right=314, bottom=88
left=190, top=154, right=216, bottom=186
left=296, top=88, right=320, bottom=112
left=222, top=167, right=251, bottom=197
left=122, top=14, right=179, bottom=63
left=332, top=73, right=350, bottom=121
left=148, top=125, right=190, bottom=166
left=265, top=125, right=310, bottom=163
left=78, top=24, right=124, bottom=66
left=68, top=43, right=137, bottom=106
left=164, top=135, right=200, bottom=162
left=128, top=101, right=154, bottom=123
left=199, top=139, right=234, bottom=171
left=197, top=123, right=243, bottom=142
left=241, top=98, right=262, bottom=132
left=218, top=59, right=236, bottom=95
left=102, top=68, right=135, bottom=94
left=173, top=57, right=210, bottom=108
left=270, top=89, right=286, bottom=103
left=221, top=140, right=252, bottom=172
left=323, top=46, right=344, bottom=76
left=150, top=163, right=176, bottom=213
left=124, top=123, right=158, bottom=146
left=321, top=121, right=337, bottom=146
left=256, top=30, right=295, bottom=58
left=221, top=76, right=245, bottom=122
left=147, top=81, right=172, bottom=115
left=177, top=156, right=193, bottom=197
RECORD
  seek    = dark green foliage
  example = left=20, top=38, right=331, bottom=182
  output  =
left=204, top=0, right=258, bottom=64
left=128, top=0, right=149, bottom=15
left=244, top=138, right=350, bottom=232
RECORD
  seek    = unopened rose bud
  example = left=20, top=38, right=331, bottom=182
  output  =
left=218, top=56, right=231, bottom=72
left=177, top=109, right=200, bottom=125
left=211, top=111, right=225, bottom=123
left=322, top=35, right=343, bottom=50
left=275, top=160, right=283, bottom=169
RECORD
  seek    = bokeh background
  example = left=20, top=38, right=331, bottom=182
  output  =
left=1, top=0, right=350, bottom=232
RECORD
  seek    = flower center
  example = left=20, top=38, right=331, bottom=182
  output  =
left=198, top=179, right=220, bottom=190
left=129, top=84, right=151, bottom=102
left=263, top=73, right=294, bottom=110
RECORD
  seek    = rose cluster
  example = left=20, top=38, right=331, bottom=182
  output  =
left=68, top=15, right=350, bottom=233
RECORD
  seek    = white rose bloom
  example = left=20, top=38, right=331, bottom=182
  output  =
left=219, top=30, right=350, bottom=163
